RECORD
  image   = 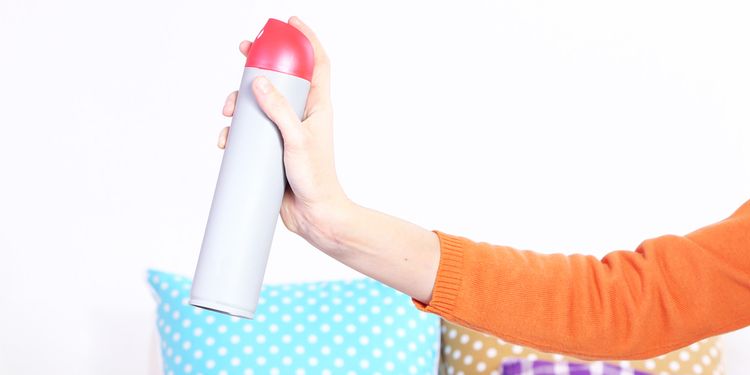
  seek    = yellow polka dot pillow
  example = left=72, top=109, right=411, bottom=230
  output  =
left=439, top=320, right=724, bottom=375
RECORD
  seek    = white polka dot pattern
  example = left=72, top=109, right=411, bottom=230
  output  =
left=148, top=269, right=440, bottom=374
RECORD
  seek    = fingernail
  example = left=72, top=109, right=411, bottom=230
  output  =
left=256, top=76, right=271, bottom=94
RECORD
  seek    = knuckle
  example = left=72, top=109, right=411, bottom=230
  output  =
left=267, top=93, right=286, bottom=113
left=318, top=56, right=331, bottom=70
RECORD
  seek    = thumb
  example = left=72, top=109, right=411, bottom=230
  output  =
left=252, top=76, right=302, bottom=146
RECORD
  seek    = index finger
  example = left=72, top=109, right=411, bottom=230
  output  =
left=239, top=40, right=252, bottom=57
left=288, top=16, right=332, bottom=115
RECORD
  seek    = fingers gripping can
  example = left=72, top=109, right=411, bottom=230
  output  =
left=190, top=19, right=314, bottom=319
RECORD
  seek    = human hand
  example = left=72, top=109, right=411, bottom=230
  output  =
left=220, top=18, right=440, bottom=303
left=218, top=16, right=352, bottom=245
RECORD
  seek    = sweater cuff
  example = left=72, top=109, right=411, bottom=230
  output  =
left=412, top=230, right=465, bottom=319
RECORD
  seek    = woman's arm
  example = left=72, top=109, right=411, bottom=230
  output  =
left=309, top=198, right=750, bottom=360
left=219, top=17, right=750, bottom=360
left=303, top=199, right=441, bottom=305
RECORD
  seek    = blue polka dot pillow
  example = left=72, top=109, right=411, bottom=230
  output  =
left=147, top=269, right=441, bottom=375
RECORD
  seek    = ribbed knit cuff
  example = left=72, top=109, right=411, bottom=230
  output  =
left=412, top=230, right=465, bottom=319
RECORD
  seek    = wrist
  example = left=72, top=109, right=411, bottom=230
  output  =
left=300, top=194, right=359, bottom=255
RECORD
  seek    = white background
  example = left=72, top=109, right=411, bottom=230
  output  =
left=1, top=0, right=748, bottom=373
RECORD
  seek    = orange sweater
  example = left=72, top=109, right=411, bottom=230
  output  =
left=413, top=200, right=750, bottom=360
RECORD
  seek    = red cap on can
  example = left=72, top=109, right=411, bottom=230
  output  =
left=245, top=19, right=314, bottom=82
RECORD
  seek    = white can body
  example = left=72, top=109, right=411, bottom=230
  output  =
left=190, top=67, right=310, bottom=318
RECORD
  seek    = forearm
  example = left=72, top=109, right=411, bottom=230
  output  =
left=416, top=202, right=750, bottom=359
left=303, top=199, right=440, bottom=304
left=300, top=194, right=750, bottom=359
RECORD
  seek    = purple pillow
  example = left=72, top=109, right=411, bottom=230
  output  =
left=501, top=358, right=652, bottom=375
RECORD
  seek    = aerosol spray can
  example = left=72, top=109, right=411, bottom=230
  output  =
left=190, top=18, right=314, bottom=319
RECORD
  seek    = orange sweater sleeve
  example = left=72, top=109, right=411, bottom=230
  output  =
left=413, top=200, right=750, bottom=360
